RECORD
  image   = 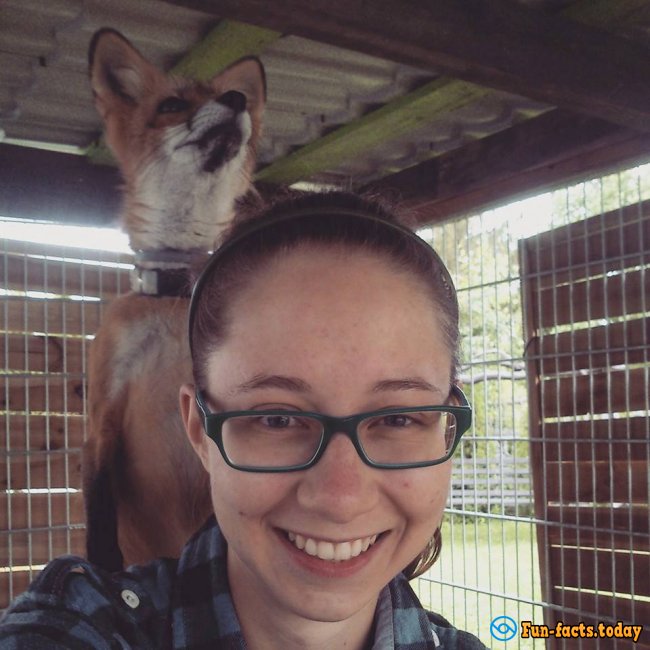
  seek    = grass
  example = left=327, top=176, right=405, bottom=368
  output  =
left=415, top=515, right=545, bottom=649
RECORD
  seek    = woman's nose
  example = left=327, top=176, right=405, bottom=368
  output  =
left=296, top=432, right=379, bottom=522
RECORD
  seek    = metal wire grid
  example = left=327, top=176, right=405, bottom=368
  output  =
left=523, top=183, right=650, bottom=649
left=1, top=166, right=649, bottom=641
left=1, top=230, right=132, bottom=608
left=415, top=163, right=650, bottom=648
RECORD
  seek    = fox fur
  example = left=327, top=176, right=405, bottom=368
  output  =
left=82, top=28, right=265, bottom=571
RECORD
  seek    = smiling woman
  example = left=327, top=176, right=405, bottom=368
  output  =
left=0, top=191, right=487, bottom=650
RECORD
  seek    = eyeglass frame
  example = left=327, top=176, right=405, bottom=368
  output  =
left=194, top=384, right=472, bottom=472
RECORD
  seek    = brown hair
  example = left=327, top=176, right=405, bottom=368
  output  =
left=188, top=191, right=459, bottom=578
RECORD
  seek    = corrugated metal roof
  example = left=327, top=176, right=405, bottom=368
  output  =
left=0, top=0, right=545, bottom=184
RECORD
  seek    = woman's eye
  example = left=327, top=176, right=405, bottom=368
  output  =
left=156, top=96, right=191, bottom=114
left=260, top=415, right=293, bottom=428
left=381, top=414, right=414, bottom=428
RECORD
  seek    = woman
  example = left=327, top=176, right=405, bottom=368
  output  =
left=0, top=192, right=486, bottom=649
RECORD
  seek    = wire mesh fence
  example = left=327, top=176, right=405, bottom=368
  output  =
left=1, top=234, right=132, bottom=606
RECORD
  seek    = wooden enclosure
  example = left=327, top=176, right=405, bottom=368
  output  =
left=520, top=200, right=650, bottom=649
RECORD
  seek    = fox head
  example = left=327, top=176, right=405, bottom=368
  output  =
left=89, top=28, right=266, bottom=252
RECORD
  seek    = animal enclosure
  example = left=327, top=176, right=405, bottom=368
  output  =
left=3, top=162, right=649, bottom=649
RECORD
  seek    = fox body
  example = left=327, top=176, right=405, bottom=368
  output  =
left=83, top=29, right=265, bottom=570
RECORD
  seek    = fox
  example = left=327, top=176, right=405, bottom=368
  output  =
left=82, top=28, right=265, bottom=571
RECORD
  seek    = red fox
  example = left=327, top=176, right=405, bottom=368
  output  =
left=82, top=28, right=265, bottom=570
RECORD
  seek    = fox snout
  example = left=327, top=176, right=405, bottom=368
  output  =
left=176, top=94, right=250, bottom=173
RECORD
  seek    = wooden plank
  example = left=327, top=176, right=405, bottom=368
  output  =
left=555, top=590, right=650, bottom=635
left=525, top=250, right=650, bottom=295
left=1, top=528, right=85, bottom=566
left=544, top=460, right=648, bottom=505
left=2, top=297, right=103, bottom=337
left=407, top=127, right=650, bottom=225
left=161, top=0, right=650, bottom=132
left=4, top=254, right=131, bottom=299
left=546, top=505, right=650, bottom=537
left=539, top=417, right=649, bottom=445
left=549, top=545, right=650, bottom=597
left=0, top=492, right=85, bottom=531
left=542, top=440, right=648, bottom=463
left=533, top=269, right=649, bottom=329
left=1, top=451, right=82, bottom=491
left=1, top=334, right=85, bottom=375
left=370, top=109, right=638, bottom=221
left=543, top=519, right=650, bottom=554
left=256, top=78, right=489, bottom=185
left=5, top=415, right=86, bottom=452
left=523, top=197, right=650, bottom=255
left=521, top=200, right=650, bottom=277
left=2, top=375, right=85, bottom=415
left=535, top=318, right=650, bottom=374
left=541, top=367, right=649, bottom=417
left=0, top=144, right=121, bottom=226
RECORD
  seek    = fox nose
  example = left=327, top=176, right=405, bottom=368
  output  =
left=218, top=90, right=247, bottom=113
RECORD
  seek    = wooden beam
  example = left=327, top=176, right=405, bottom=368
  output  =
left=159, top=0, right=650, bottom=132
left=365, top=110, right=650, bottom=225
left=0, top=144, right=121, bottom=225
left=256, top=78, right=489, bottom=185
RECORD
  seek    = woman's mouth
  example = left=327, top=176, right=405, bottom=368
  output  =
left=285, top=531, right=378, bottom=562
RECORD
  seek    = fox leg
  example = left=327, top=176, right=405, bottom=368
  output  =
left=82, top=434, right=124, bottom=572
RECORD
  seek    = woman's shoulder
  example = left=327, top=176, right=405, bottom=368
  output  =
left=0, top=554, right=177, bottom=648
left=428, top=611, right=489, bottom=649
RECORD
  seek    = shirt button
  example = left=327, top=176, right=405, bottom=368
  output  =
left=121, top=589, right=140, bottom=609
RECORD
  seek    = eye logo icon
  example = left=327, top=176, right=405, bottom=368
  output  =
left=490, top=615, right=518, bottom=641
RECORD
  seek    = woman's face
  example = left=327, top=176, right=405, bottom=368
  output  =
left=182, top=244, right=454, bottom=630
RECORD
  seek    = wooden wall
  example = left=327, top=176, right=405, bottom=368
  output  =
left=1, top=239, right=131, bottom=608
left=520, top=201, right=650, bottom=649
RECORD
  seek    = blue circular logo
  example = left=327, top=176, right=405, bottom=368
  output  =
left=490, top=616, right=518, bottom=641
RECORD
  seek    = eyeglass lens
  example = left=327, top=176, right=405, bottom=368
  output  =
left=220, top=411, right=458, bottom=468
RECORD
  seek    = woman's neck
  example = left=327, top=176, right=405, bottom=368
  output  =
left=228, top=555, right=378, bottom=650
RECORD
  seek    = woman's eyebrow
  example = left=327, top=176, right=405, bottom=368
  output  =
left=372, top=378, right=444, bottom=396
left=235, top=374, right=312, bottom=393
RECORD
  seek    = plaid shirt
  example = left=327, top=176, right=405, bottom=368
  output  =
left=0, top=517, right=486, bottom=649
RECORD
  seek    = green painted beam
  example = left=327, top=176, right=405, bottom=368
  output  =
left=256, top=78, right=489, bottom=185
left=171, top=20, right=280, bottom=81
left=86, top=19, right=280, bottom=163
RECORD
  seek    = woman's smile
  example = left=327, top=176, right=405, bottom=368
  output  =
left=284, top=529, right=379, bottom=562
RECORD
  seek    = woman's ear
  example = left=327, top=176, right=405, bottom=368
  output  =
left=179, top=383, right=211, bottom=471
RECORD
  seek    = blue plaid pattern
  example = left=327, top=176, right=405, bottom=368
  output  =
left=0, top=517, right=486, bottom=649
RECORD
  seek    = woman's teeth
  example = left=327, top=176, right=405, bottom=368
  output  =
left=286, top=531, right=378, bottom=561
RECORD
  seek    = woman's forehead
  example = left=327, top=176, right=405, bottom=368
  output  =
left=208, top=247, right=452, bottom=392
left=230, top=244, right=429, bottom=308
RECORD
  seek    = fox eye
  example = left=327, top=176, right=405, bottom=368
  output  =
left=156, top=96, right=191, bottom=114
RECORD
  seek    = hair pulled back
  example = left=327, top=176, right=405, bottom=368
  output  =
left=190, top=191, right=459, bottom=390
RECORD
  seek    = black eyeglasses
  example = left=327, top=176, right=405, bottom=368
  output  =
left=195, top=385, right=472, bottom=472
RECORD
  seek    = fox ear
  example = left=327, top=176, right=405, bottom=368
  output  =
left=89, top=28, right=162, bottom=115
left=211, top=56, right=266, bottom=124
